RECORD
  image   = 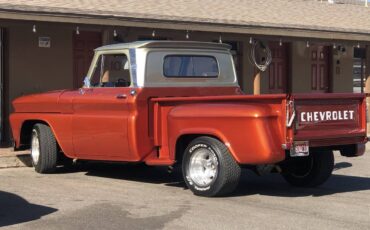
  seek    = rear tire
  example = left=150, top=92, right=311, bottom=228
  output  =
left=182, top=136, right=241, bottom=197
left=282, top=150, right=334, bottom=187
left=31, top=123, right=58, bottom=173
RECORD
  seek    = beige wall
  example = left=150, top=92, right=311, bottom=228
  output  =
left=0, top=20, right=359, bottom=144
left=240, top=40, right=254, bottom=94
left=2, top=23, right=359, bottom=101
left=98, top=28, right=358, bottom=95
left=2, top=22, right=75, bottom=143
left=227, top=39, right=274, bottom=95
left=8, top=23, right=74, bottom=108
left=291, top=42, right=312, bottom=93
left=290, top=42, right=353, bottom=94
left=332, top=45, right=353, bottom=93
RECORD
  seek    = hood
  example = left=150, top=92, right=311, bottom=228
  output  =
left=12, top=90, right=66, bottom=113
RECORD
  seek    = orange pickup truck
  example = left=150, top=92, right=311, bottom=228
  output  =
left=10, top=41, right=367, bottom=197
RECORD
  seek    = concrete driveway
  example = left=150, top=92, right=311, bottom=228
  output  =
left=0, top=152, right=369, bottom=230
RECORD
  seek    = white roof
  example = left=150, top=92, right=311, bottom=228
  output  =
left=95, top=41, right=231, bottom=51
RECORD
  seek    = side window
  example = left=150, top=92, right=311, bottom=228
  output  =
left=90, top=54, right=131, bottom=87
left=163, top=55, right=219, bottom=78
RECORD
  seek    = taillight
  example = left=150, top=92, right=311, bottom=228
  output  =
left=286, top=100, right=295, bottom=128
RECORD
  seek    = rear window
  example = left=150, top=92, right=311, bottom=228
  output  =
left=163, top=55, right=219, bottom=78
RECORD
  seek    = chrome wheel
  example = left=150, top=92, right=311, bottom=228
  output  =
left=31, top=129, right=40, bottom=165
left=183, top=137, right=241, bottom=197
left=188, top=148, right=218, bottom=187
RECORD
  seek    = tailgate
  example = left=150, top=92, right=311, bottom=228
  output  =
left=289, top=93, right=367, bottom=146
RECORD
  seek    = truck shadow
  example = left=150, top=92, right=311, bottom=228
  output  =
left=233, top=172, right=370, bottom=197
left=0, top=191, right=57, bottom=227
left=77, top=162, right=370, bottom=197
left=333, top=161, right=352, bottom=171
left=81, top=163, right=185, bottom=185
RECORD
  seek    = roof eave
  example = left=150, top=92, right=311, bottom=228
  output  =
left=0, top=10, right=370, bottom=42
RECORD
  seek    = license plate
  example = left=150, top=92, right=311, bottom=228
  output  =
left=290, top=141, right=309, bottom=157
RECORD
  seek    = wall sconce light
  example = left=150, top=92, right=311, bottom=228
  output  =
left=219, top=35, right=222, bottom=44
left=306, top=41, right=310, bottom=48
left=32, top=25, right=37, bottom=33
left=249, top=37, right=253, bottom=44
left=113, top=30, right=117, bottom=37
left=186, top=30, right=189, bottom=40
left=279, top=38, right=282, bottom=46
left=76, top=26, right=80, bottom=35
left=152, top=30, right=156, bottom=37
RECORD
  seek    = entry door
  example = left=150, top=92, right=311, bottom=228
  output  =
left=73, top=31, right=102, bottom=89
left=311, top=46, right=329, bottom=93
left=72, top=87, right=131, bottom=160
left=268, top=42, right=288, bottom=94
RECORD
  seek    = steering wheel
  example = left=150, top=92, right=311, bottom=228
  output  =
left=116, top=78, right=130, bottom=87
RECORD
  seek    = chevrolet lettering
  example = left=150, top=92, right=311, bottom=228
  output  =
left=9, top=41, right=367, bottom=197
left=300, top=110, right=355, bottom=122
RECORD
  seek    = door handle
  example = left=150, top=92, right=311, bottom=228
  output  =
left=116, top=94, right=127, bottom=99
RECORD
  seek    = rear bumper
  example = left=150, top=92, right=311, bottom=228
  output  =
left=339, top=143, right=366, bottom=157
left=305, top=136, right=368, bottom=148
left=285, top=136, right=367, bottom=157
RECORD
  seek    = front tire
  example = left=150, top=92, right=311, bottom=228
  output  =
left=31, top=123, right=58, bottom=173
left=182, top=136, right=241, bottom=197
left=282, top=150, right=334, bottom=187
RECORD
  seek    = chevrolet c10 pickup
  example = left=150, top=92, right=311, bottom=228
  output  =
left=10, top=41, right=367, bottom=197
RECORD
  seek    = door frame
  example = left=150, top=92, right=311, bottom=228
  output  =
left=267, top=41, right=291, bottom=94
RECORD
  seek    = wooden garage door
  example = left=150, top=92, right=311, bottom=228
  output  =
left=73, top=31, right=102, bottom=89
left=268, top=42, right=288, bottom=94
left=311, top=46, right=329, bottom=93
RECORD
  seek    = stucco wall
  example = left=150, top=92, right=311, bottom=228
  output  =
left=2, top=22, right=74, bottom=143
left=8, top=23, right=74, bottom=106
left=290, top=42, right=353, bottom=94
left=240, top=40, right=254, bottom=94
left=331, top=46, right=354, bottom=93
left=291, top=42, right=312, bottom=93
left=0, top=21, right=359, bottom=144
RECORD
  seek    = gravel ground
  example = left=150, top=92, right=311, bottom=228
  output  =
left=0, top=151, right=369, bottom=230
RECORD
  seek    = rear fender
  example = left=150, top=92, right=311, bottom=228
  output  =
left=173, top=128, right=233, bottom=160
left=166, top=103, right=286, bottom=164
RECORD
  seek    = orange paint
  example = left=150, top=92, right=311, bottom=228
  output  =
left=10, top=87, right=367, bottom=165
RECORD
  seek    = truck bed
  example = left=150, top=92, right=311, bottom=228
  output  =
left=146, top=93, right=366, bottom=165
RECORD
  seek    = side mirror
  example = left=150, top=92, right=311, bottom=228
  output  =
left=83, top=76, right=91, bottom=88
